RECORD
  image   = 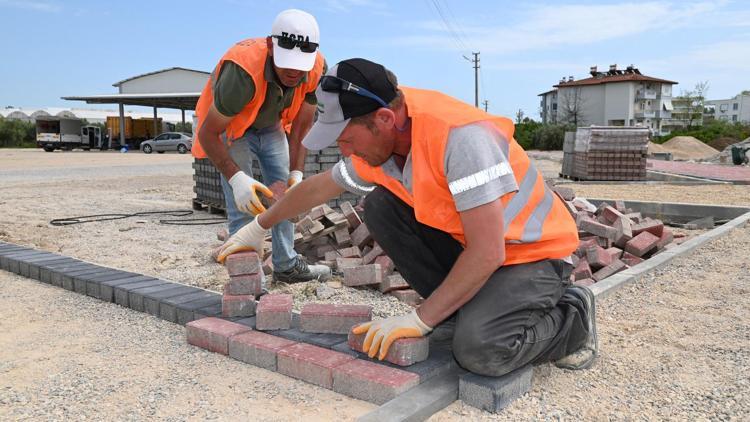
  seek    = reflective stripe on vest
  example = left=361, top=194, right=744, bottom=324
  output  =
left=351, top=87, right=578, bottom=266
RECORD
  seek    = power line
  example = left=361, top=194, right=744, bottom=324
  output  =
left=426, top=0, right=469, bottom=54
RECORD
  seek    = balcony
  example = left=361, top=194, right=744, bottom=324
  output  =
left=657, top=110, right=672, bottom=119
left=636, top=89, right=658, bottom=100
left=635, top=111, right=656, bottom=118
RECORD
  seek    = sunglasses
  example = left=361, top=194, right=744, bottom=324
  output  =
left=272, top=35, right=319, bottom=53
left=320, top=76, right=388, bottom=107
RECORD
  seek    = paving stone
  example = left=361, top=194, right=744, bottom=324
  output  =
left=277, top=343, right=356, bottom=389
left=600, top=206, right=625, bottom=225
left=222, top=294, right=256, bottom=317
left=578, top=219, right=617, bottom=241
left=193, top=303, right=223, bottom=320
left=72, top=269, right=120, bottom=294
left=173, top=294, right=223, bottom=325
left=160, top=291, right=219, bottom=323
left=585, top=245, right=612, bottom=271
left=334, top=257, right=363, bottom=271
left=335, top=246, right=362, bottom=259
left=114, top=279, right=170, bottom=307
left=347, top=330, right=429, bottom=366
left=61, top=267, right=107, bottom=291
left=592, top=259, right=628, bottom=281
left=36, top=258, right=80, bottom=283
left=656, top=227, right=674, bottom=250
left=127, top=283, right=184, bottom=313
left=28, top=257, right=72, bottom=281
left=340, top=201, right=362, bottom=230
left=613, top=216, right=634, bottom=248
left=605, top=247, right=623, bottom=261
left=571, top=259, right=593, bottom=281
left=186, top=317, right=251, bottom=355
left=552, top=186, right=575, bottom=201
left=224, top=251, right=263, bottom=277
left=374, top=256, right=395, bottom=279
left=272, top=327, right=347, bottom=348
left=350, top=223, right=373, bottom=248
left=228, top=330, right=297, bottom=371
left=620, top=251, right=645, bottom=267
left=2, top=251, right=49, bottom=273
left=573, top=278, right=595, bottom=287
left=300, top=303, right=372, bottom=334
left=21, top=255, right=67, bottom=279
left=49, top=262, right=98, bottom=287
left=362, top=244, right=384, bottom=265
left=224, top=273, right=263, bottom=296
left=631, top=218, right=664, bottom=237
left=333, top=228, right=352, bottom=247
left=459, top=365, right=533, bottom=413
left=11, top=251, right=55, bottom=276
left=142, top=285, right=200, bottom=317
left=256, top=294, right=293, bottom=330
left=380, top=273, right=410, bottom=293
left=98, top=275, right=159, bottom=302
left=343, top=264, right=382, bottom=287
left=625, top=231, right=660, bottom=257
left=84, top=271, right=140, bottom=298
left=391, top=289, right=423, bottom=306
left=575, top=237, right=598, bottom=256
left=333, top=358, right=421, bottom=404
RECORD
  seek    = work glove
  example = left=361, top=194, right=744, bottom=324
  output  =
left=352, top=310, right=433, bottom=360
left=287, top=170, right=304, bottom=188
left=215, top=218, right=268, bottom=264
left=228, top=171, right=273, bottom=216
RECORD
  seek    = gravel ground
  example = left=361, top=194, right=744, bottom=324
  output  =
left=2, top=148, right=749, bottom=419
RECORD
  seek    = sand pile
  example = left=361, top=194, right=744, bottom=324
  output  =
left=648, top=142, right=671, bottom=155
left=659, top=136, right=719, bottom=160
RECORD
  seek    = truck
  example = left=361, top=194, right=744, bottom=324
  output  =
left=35, top=117, right=103, bottom=152
left=106, top=116, right=167, bottom=148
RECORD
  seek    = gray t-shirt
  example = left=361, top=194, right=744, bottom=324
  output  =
left=331, top=122, right=518, bottom=211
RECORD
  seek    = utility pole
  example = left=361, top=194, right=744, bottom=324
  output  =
left=482, top=100, right=489, bottom=112
left=463, top=52, right=480, bottom=107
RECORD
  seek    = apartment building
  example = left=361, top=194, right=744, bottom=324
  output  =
left=538, top=65, right=678, bottom=135
left=704, top=92, right=750, bottom=124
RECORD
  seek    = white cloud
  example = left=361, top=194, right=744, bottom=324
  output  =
left=0, top=0, right=60, bottom=13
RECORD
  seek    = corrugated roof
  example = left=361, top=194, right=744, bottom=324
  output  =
left=554, top=73, right=677, bottom=88
left=113, top=67, right=210, bottom=87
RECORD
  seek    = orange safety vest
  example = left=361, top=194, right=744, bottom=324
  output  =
left=191, top=37, right=325, bottom=158
left=351, top=87, right=578, bottom=266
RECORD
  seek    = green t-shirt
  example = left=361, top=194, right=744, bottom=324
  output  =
left=213, top=56, right=319, bottom=130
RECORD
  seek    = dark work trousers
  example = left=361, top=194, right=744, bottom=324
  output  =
left=363, top=187, right=589, bottom=377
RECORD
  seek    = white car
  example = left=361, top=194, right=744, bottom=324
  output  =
left=140, top=132, right=193, bottom=154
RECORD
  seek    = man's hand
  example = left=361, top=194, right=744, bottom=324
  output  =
left=215, top=218, right=268, bottom=263
left=287, top=170, right=303, bottom=188
left=228, top=171, right=273, bottom=215
left=352, top=310, right=433, bottom=360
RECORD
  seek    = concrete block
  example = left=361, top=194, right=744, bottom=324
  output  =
left=127, top=283, right=184, bottom=313
left=84, top=271, right=140, bottom=298
left=347, top=330, right=429, bottom=366
left=579, top=219, right=616, bottom=241
left=632, top=218, right=664, bottom=237
left=143, top=286, right=200, bottom=317
left=571, top=259, right=593, bottom=281
left=573, top=278, right=595, bottom=287
left=98, top=275, right=158, bottom=302
left=160, top=291, right=218, bottom=323
left=23, top=256, right=69, bottom=280
left=380, top=273, right=410, bottom=293
left=552, top=186, right=575, bottom=201
left=273, top=327, right=347, bottom=348
left=277, top=343, right=355, bottom=389
left=224, top=273, right=263, bottom=296
left=585, top=245, right=612, bottom=270
left=4, top=251, right=51, bottom=274
left=14, top=252, right=55, bottom=276
left=225, top=251, right=263, bottom=277
left=362, top=243, right=384, bottom=265
left=261, top=255, right=273, bottom=274
left=228, top=330, right=297, bottom=371
left=61, top=267, right=107, bottom=291
left=114, top=279, right=169, bottom=307
left=343, top=264, right=382, bottom=287
left=592, top=259, right=627, bottom=281
left=194, top=303, right=223, bottom=320
left=625, top=231, right=660, bottom=257
left=374, top=255, right=395, bottom=278
left=175, top=295, right=223, bottom=325
left=186, top=317, right=251, bottom=355
left=36, top=258, right=79, bottom=283
left=333, top=228, right=352, bottom=246
left=575, top=237, right=598, bottom=256
left=613, top=216, right=633, bottom=248
left=340, top=201, right=362, bottom=230
left=336, top=246, right=362, bottom=258
left=656, top=227, right=674, bottom=250
left=391, top=289, right=423, bottom=306
left=620, top=251, right=645, bottom=267
left=459, top=365, right=533, bottom=413
left=605, top=247, right=623, bottom=261
left=300, top=303, right=372, bottom=334
left=256, top=294, right=293, bottom=330
left=72, top=270, right=118, bottom=294
left=222, top=294, right=256, bottom=317
left=600, top=205, right=625, bottom=225
left=333, top=359, right=421, bottom=404
left=49, top=262, right=98, bottom=287
left=335, top=257, right=363, bottom=270
left=350, top=223, right=373, bottom=248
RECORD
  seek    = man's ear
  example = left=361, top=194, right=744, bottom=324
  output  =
left=266, top=36, right=273, bottom=55
left=374, top=108, right=395, bottom=128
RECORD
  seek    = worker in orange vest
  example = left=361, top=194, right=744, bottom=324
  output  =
left=195, top=9, right=330, bottom=283
left=217, top=58, right=597, bottom=375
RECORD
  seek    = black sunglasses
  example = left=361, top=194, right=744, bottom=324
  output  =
left=272, top=35, right=319, bottom=53
left=320, top=75, right=388, bottom=107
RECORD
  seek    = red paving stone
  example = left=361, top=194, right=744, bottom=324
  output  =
left=347, top=330, right=429, bottom=366
left=228, top=330, right=297, bottom=371
left=277, top=343, right=355, bottom=389
left=648, top=160, right=750, bottom=183
left=300, top=303, right=372, bottom=334
left=332, top=359, right=420, bottom=404
left=186, top=317, right=251, bottom=355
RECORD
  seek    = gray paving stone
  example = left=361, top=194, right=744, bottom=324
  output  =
left=114, top=279, right=169, bottom=307
left=27, top=257, right=71, bottom=280
left=193, top=303, right=223, bottom=320
left=142, top=285, right=200, bottom=317
left=2, top=251, right=49, bottom=273
left=19, top=255, right=66, bottom=278
left=35, top=258, right=79, bottom=283
left=49, top=262, right=99, bottom=287
left=98, top=275, right=158, bottom=302
left=159, top=291, right=218, bottom=323
left=272, top=327, right=347, bottom=348
left=64, top=268, right=109, bottom=292
left=332, top=342, right=457, bottom=382
left=84, top=271, right=139, bottom=298
left=72, top=269, right=119, bottom=294
left=458, top=365, right=533, bottom=413
left=175, top=296, right=223, bottom=325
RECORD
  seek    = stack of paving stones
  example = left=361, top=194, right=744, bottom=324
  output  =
left=192, top=145, right=359, bottom=212
left=561, top=126, right=650, bottom=181
left=289, top=202, right=424, bottom=307
left=552, top=185, right=685, bottom=286
left=222, top=252, right=262, bottom=317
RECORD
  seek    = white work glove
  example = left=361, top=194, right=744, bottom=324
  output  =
left=352, top=310, right=433, bottom=360
left=215, top=218, right=268, bottom=263
left=228, top=171, right=273, bottom=216
left=287, top=170, right=304, bottom=188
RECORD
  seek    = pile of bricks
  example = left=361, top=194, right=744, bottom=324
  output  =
left=222, top=251, right=263, bottom=317
left=561, top=126, right=650, bottom=181
left=554, top=186, right=685, bottom=286
left=289, top=202, right=424, bottom=306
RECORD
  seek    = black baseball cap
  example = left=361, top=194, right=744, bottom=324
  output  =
left=302, top=58, right=398, bottom=150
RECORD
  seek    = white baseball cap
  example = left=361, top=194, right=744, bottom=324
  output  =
left=271, top=9, right=320, bottom=72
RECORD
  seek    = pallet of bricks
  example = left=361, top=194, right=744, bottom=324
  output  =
left=560, top=131, right=576, bottom=178
left=192, top=144, right=359, bottom=212
left=568, top=126, right=650, bottom=181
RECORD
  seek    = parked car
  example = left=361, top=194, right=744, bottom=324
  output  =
left=140, top=132, right=192, bottom=154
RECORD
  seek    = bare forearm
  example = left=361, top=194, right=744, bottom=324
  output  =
left=258, top=170, right=345, bottom=228
left=201, top=130, right=239, bottom=179
left=416, top=248, right=501, bottom=328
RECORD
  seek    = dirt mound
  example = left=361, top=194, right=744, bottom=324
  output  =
left=661, top=136, right=719, bottom=160
left=647, top=142, right=671, bottom=155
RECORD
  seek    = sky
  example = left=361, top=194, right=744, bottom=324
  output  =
left=1, top=0, right=749, bottom=120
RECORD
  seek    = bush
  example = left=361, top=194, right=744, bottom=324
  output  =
left=656, top=120, right=750, bottom=145
left=531, top=124, right=574, bottom=150
left=0, top=118, right=36, bottom=148
left=514, top=120, right=541, bottom=150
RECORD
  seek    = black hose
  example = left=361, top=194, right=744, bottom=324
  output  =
left=50, top=210, right=225, bottom=226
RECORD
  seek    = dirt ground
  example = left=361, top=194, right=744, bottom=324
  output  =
left=1, top=149, right=749, bottom=420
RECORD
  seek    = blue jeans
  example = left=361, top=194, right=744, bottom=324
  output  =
left=220, top=124, right=297, bottom=272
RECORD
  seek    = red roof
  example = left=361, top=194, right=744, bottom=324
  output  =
left=554, top=73, right=677, bottom=88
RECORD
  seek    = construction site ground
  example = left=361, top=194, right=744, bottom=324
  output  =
left=1, top=148, right=748, bottom=420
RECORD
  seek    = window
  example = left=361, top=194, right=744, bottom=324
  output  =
left=170, top=133, right=181, bottom=140
left=552, top=103, right=557, bottom=110
left=733, top=115, right=738, bottom=122
left=733, top=103, right=739, bottom=110
left=156, top=134, right=169, bottom=141
left=720, top=104, right=729, bottom=112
